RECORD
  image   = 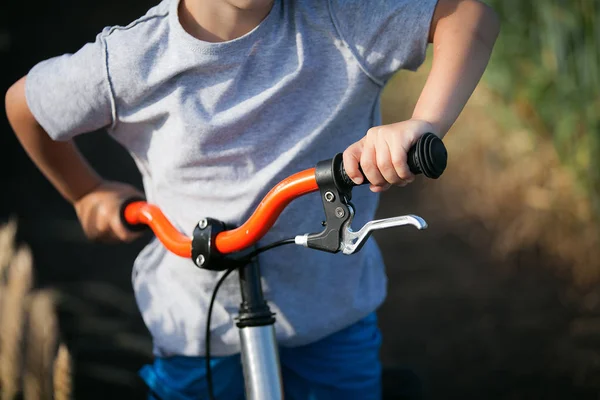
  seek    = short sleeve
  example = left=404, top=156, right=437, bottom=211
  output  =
left=25, top=32, right=115, bottom=141
left=329, top=0, right=438, bottom=85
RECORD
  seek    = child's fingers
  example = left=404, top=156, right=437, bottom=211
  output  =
left=360, top=139, right=386, bottom=190
left=375, top=136, right=406, bottom=186
left=110, top=212, right=141, bottom=243
left=368, top=183, right=391, bottom=192
left=342, top=140, right=365, bottom=185
left=92, top=206, right=122, bottom=243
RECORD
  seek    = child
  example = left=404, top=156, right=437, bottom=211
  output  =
left=5, top=0, right=499, bottom=398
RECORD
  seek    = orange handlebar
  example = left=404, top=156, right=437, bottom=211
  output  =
left=123, top=168, right=319, bottom=256
left=216, top=168, right=318, bottom=253
left=123, top=202, right=193, bottom=258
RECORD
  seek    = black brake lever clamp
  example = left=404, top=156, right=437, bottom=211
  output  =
left=306, top=153, right=353, bottom=253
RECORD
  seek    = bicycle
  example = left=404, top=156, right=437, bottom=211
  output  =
left=119, top=132, right=448, bottom=400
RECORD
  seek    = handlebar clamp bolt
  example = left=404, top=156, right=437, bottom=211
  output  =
left=324, top=191, right=335, bottom=203
left=195, top=254, right=206, bottom=266
left=335, top=207, right=345, bottom=218
left=198, top=219, right=208, bottom=230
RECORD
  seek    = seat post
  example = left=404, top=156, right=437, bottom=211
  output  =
left=236, top=260, right=283, bottom=400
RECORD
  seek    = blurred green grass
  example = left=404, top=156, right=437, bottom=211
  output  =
left=483, top=0, right=600, bottom=218
left=382, top=16, right=600, bottom=284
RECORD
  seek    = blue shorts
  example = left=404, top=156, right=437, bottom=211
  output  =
left=140, top=312, right=382, bottom=400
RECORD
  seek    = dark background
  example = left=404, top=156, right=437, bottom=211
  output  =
left=2, top=1, right=600, bottom=399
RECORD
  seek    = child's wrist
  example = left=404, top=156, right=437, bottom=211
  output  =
left=410, top=113, right=450, bottom=138
left=70, top=176, right=104, bottom=205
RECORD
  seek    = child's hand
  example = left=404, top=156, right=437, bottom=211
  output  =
left=74, top=181, right=145, bottom=243
left=342, top=119, right=437, bottom=192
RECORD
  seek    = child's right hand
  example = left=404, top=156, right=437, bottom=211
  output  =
left=74, top=181, right=145, bottom=243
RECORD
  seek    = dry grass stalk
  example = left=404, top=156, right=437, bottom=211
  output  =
left=0, top=246, right=34, bottom=400
left=23, top=290, right=59, bottom=400
left=52, top=344, right=72, bottom=400
left=0, top=219, right=18, bottom=364
left=0, top=219, right=17, bottom=276
left=0, top=222, right=72, bottom=400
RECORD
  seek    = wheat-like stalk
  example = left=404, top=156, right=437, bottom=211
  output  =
left=0, top=220, right=18, bottom=317
left=0, top=246, right=34, bottom=400
left=0, top=220, right=19, bottom=354
left=0, top=219, right=17, bottom=278
left=23, top=290, right=58, bottom=400
left=0, top=222, right=73, bottom=400
left=52, top=343, right=72, bottom=400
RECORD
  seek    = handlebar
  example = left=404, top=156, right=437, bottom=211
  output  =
left=122, top=169, right=319, bottom=256
left=122, top=200, right=194, bottom=257
left=121, top=133, right=447, bottom=260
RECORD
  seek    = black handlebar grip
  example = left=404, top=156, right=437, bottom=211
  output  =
left=407, top=132, right=447, bottom=179
left=119, top=196, right=150, bottom=232
left=339, top=132, right=447, bottom=187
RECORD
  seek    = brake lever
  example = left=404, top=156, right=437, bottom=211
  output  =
left=295, top=205, right=428, bottom=254
left=295, top=154, right=430, bottom=254
left=339, top=205, right=427, bottom=255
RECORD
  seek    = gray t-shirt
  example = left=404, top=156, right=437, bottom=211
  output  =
left=25, top=0, right=437, bottom=356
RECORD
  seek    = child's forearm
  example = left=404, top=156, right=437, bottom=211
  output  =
left=412, top=0, right=500, bottom=137
left=5, top=76, right=103, bottom=204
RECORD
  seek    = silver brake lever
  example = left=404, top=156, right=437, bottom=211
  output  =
left=340, top=210, right=428, bottom=255
left=294, top=205, right=428, bottom=254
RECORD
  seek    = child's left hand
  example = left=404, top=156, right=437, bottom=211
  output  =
left=342, top=119, right=437, bottom=192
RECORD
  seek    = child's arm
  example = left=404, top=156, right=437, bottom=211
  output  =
left=343, top=0, right=500, bottom=191
left=5, top=76, right=143, bottom=242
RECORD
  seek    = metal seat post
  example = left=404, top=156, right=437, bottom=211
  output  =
left=237, top=260, right=283, bottom=400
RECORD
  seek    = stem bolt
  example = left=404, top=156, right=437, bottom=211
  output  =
left=195, top=254, right=205, bottom=266
left=335, top=207, right=345, bottom=218
left=324, top=191, right=335, bottom=202
left=199, top=219, right=208, bottom=229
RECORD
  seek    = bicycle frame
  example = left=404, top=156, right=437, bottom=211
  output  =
left=121, top=134, right=447, bottom=400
